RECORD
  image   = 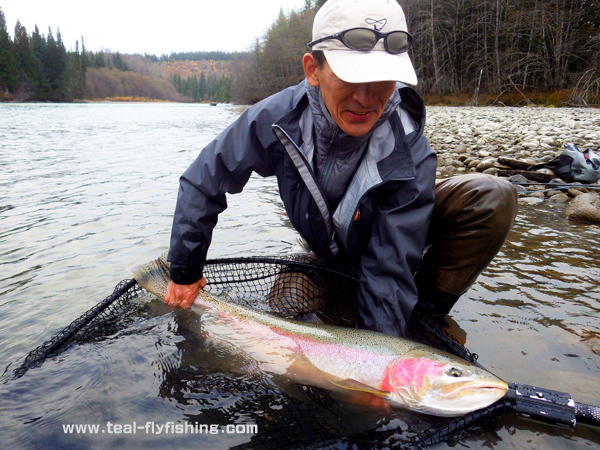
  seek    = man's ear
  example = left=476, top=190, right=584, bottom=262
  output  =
left=303, top=53, right=320, bottom=87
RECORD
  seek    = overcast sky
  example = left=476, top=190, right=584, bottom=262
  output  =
left=1, top=0, right=309, bottom=55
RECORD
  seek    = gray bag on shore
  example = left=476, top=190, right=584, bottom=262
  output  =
left=529, top=143, right=600, bottom=184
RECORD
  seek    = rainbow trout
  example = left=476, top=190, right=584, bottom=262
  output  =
left=129, top=253, right=507, bottom=417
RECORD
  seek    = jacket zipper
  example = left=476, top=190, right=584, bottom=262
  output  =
left=320, top=128, right=339, bottom=193
left=272, top=124, right=340, bottom=258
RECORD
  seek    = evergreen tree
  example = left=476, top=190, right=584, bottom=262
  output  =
left=13, top=20, right=37, bottom=92
left=80, top=36, right=90, bottom=69
left=68, top=39, right=85, bottom=99
left=188, top=74, right=200, bottom=101
left=199, top=72, right=206, bottom=100
left=0, top=7, right=18, bottom=93
left=44, top=27, right=69, bottom=99
left=30, top=25, right=51, bottom=99
left=94, top=50, right=106, bottom=68
left=51, top=28, right=69, bottom=98
left=113, top=52, right=127, bottom=71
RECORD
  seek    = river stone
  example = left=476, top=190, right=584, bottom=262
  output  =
left=529, top=191, right=546, bottom=199
left=548, top=193, right=569, bottom=203
left=564, top=193, right=600, bottom=223
left=519, top=197, right=544, bottom=205
left=585, top=336, right=600, bottom=356
left=522, top=141, right=540, bottom=149
left=508, top=174, right=529, bottom=184
left=567, top=188, right=584, bottom=197
left=528, top=185, right=546, bottom=191
left=476, top=158, right=496, bottom=171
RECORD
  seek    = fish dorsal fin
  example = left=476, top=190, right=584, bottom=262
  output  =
left=330, top=379, right=390, bottom=398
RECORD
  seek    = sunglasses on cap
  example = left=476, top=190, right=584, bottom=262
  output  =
left=308, top=27, right=413, bottom=55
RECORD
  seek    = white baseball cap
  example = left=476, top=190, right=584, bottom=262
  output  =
left=310, top=0, right=418, bottom=85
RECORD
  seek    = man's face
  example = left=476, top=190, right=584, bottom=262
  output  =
left=304, top=54, right=397, bottom=137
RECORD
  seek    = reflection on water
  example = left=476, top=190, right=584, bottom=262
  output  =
left=0, top=103, right=599, bottom=449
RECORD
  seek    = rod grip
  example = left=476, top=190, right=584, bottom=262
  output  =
left=575, top=402, right=600, bottom=427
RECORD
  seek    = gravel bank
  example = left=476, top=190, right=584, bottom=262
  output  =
left=425, top=106, right=600, bottom=211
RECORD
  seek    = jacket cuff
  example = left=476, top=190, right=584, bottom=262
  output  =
left=169, top=264, right=203, bottom=285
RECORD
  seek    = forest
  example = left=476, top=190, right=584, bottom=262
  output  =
left=233, top=0, right=600, bottom=106
left=0, top=0, right=599, bottom=105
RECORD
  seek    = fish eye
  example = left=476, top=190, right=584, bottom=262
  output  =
left=447, top=368, right=463, bottom=378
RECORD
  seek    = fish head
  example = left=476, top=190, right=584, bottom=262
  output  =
left=382, top=350, right=508, bottom=416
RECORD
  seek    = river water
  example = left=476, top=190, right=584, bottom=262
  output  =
left=0, top=103, right=599, bottom=449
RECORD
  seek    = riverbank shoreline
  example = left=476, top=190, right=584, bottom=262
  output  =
left=427, top=106, right=600, bottom=207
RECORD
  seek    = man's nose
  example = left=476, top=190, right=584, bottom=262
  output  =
left=352, top=83, right=375, bottom=105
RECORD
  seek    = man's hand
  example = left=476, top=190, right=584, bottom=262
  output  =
left=164, top=277, right=207, bottom=309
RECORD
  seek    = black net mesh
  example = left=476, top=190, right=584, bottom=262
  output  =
left=12, top=279, right=142, bottom=379
left=10, top=256, right=514, bottom=448
left=203, top=256, right=360, bottom=326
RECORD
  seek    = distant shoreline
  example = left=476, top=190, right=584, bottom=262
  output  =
left=0, top=97, right=226, bottom=104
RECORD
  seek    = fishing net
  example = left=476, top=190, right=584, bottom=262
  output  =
left=7, top=257, right=533, bottom=448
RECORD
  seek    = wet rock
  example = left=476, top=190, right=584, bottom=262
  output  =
left=508, top=174, right=529, bottom=184
left=580, top=330, right=600, bottom=356
left=528, top=191, right=546, bottom=199
left=587, top=338, right=600, bottom=356
left=567, top=188, right=584, bottom=197
left=528, top=185, right=546, bottom=191
left=548, top=193, right=570, bottom=203
left=564, top=193, right=600, bottom=223
left=519, top=197, right=544, bottom=205
left=476, top=158, right=496, bottom=171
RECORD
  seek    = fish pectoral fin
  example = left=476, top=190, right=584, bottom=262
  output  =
left=330, top=379, right=390, bottom=398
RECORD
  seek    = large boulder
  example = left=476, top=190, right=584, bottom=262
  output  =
left=564, top=192, right=600, bottom=223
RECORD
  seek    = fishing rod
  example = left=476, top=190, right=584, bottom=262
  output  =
left=411, top=382, right=600, bottom=448
left=511, top=182, right=600, bottom=188
left=510, top=181, right=600, bottom=195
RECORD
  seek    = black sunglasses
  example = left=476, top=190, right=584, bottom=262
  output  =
left=308, top=27, right=413, bottom=55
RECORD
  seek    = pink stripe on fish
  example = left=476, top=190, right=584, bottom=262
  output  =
left=381, top=358, right=445, bottom=392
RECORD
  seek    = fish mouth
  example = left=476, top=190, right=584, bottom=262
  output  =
left=441, top=380, right=508, bottom=398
